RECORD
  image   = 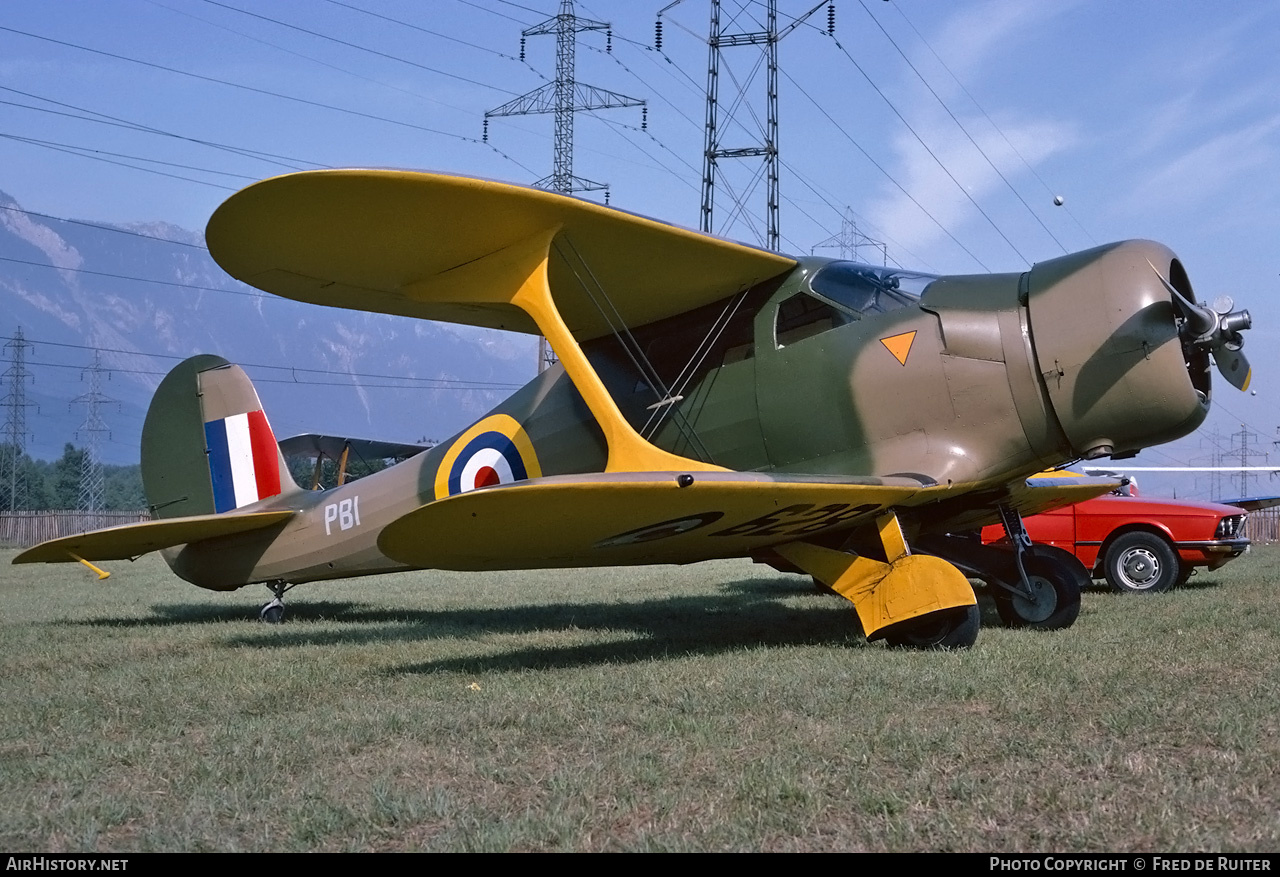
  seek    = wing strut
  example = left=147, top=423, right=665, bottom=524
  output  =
left=641, top=287, right=752, bottom=442
left=553, top=235, right=715, bottom=464
left=407, top=227, right=725, bottom=475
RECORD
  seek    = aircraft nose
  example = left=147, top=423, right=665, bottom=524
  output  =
left=1024, top=240, right=1212, bottom=459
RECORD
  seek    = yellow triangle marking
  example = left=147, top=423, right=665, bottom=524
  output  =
left=880, top=331, right=917, bottom=366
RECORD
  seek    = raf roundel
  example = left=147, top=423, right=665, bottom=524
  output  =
left=434, top=414, right=542, bottom=500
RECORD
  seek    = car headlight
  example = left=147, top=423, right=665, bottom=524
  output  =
left=1215, top=515, right=1246, bottom=539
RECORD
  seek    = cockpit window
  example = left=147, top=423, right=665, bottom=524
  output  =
left=808, top=262, right=935, bottom=317
left=775, top=292, right=852, bottom=347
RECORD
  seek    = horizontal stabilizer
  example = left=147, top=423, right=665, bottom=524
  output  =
left=12, top=510, right=296, bottom=564
left=378, top=471, right=928, bottom=570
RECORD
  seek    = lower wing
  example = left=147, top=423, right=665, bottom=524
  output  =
left=378, top=472, right=927, bottom=570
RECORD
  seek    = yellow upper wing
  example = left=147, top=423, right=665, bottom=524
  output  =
left=205, top=169, right=796, bottom=341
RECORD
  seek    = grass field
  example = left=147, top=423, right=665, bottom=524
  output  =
left=1, top=546, right=1277, bottom=852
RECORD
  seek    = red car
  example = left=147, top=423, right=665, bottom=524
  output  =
left=980, top=489, right=1249, bottom=593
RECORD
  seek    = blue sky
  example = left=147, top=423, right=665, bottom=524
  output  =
left=2, top=0, right=1278, bottom=497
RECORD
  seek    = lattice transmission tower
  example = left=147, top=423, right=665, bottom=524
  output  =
left=1230, top=424, right=1270, bottom=499
left=485, top=0, right=646, bottom=373
left=1, top=327, right=36, bottom=511
left=71, top=350, right=117, bottom=518
left=660, top=1, right=831, bottom=250
left=811, top=207, right=887, bottom=265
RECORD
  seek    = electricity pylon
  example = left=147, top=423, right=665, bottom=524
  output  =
left=811, top=207, right=888, bottom=265
left=485, top=0, right=646, bottom=373
left=661, top=0, right=828, bottom=250
left=1, top=327, right=36, bottom=511
left=71, top=350, right=116, bottom=519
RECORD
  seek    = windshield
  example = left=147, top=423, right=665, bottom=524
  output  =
left=808, top=262, right=935, bottom=317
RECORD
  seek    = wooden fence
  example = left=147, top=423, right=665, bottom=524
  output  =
left=1247, top=508, right=1280, bottom=544
left=0, top=510, right=151, bottom=549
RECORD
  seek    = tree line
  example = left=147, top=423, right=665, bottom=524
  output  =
left=0, top=444, right=145, bottom=511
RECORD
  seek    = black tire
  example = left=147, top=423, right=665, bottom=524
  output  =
left=1174, top=563, right=1194, bottom=588
left=992, top=551, right=1084, bottom=631
left=1103, top=532, right=1179, bottom=594
left=260, top=602, right=285, bottom=624
left=879, top=604, right=980, bottom=650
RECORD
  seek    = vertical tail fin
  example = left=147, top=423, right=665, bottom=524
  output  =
left=142, top=354, right=300, bottom=518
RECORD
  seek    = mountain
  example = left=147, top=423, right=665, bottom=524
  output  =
left=0, top=190, right=537, bottom=465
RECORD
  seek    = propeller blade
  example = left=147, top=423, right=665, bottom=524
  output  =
left=1213, top=347, right=1252, bottom=392
left=1147, top=260, right=1215, bottom=337
left=1147, top=260, right=1253, bottom=393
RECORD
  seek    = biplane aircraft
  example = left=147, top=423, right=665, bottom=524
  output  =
left=14, top=170, right=1255, bottom=648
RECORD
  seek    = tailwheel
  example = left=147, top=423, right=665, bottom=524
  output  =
left=880, top=604, right=980, bottom=650
left=992, top=548, right=1085, bottom=631
left=259, top=581, right=291, bottom=624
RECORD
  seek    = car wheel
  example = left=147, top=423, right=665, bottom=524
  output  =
left=1103, top=532, right=1178, bottom=594
left=1174, top=564, right=1194, bottom=588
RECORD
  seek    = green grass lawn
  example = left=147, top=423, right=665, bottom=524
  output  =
left=1, top=547, right=1277, bottom=852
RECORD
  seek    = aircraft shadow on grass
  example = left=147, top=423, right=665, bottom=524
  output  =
left=67, top=576, right=889, bottom=671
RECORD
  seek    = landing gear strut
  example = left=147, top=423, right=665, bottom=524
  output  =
left=259, top=581, right=292, bottom=623
left=990, top=505, right=1085, bottom=631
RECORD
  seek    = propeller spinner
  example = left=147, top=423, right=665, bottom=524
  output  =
left=1148, top=260, right=1253, bottom=391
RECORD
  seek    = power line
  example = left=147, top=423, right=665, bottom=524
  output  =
left=0, top=25, right=507, bottom=150
left=781, top=65, right=990, bottom=270
left=322, top=0, right=530, bottom=64
left=888, top=2, right=1096, bottom=248
left=0, top=84, right=326, bottom=173
left=0, top=131, right=257, bottom=187
left=196, top=0, right=520, bottom=95
left=451, top=0, right=539, bottom=28
left=0, top=336, right=523, bottom=391
left=851, top=0, right=1068, bottom=255
left=145, top=0, right=528, bottom=118
left=0, top=255, right=267, bottom=298
left=0, top=203, right=207, bottom=250
left=820, top=32, right=1028, bottom=265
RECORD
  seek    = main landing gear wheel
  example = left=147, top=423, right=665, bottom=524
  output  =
left=880, top=604, right=980, bottom=650
left=992, top=550, right=1085, bottom=631
left=1103, top=532, right=1179, bottom=593
left=260, top=598, right=285, bottom=624
left=259, top=581, right=291, bottom=623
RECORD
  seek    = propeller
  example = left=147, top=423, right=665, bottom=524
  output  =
left=1147, top=260, right=1252, bottom=391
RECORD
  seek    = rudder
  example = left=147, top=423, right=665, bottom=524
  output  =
left=142, top=355, right=299, bottom=519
